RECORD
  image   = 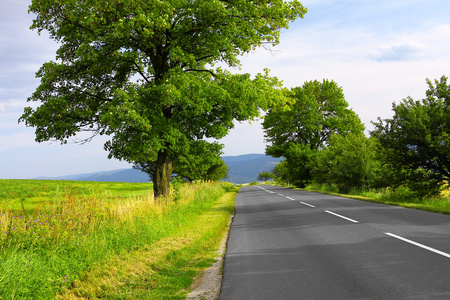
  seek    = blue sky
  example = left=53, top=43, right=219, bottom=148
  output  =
left=1, top=0, right=450, bottom=179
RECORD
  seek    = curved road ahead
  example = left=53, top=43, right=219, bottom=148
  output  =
left=219, top=185, right=450, bottom=300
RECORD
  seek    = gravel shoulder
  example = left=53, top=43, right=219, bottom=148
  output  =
left=186, top=215, right=233, bottom=300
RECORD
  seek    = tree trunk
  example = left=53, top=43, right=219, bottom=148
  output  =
left=152, top=150, right=174, bottom=199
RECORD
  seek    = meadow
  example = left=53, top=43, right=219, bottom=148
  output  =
left=0, top=179, right=236, bottom=299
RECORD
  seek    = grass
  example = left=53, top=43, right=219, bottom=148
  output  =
left=301, top=183, right=450, bottom=215
left=0, top=180, right=152, bottom=212
left=0, top=180, right=237, bottom=299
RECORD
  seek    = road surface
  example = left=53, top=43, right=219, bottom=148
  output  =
left=219, top=185, right=450, bottom=300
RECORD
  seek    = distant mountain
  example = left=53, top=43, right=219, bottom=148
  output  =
left=34, top=154, right=281, bottom=184
left=222, top=154, right=281, bottom=184
left=35, top=168, right=150, bottom=183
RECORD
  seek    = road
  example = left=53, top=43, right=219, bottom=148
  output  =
left=219, top=185, right=450, bottom=300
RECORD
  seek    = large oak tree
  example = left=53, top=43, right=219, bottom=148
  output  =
left=20, top=0, right=306, bottom=197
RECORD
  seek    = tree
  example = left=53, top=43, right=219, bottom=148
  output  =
left=172, top=140, right=228, bottom=182
left=203, top=159, right=229, bottom=181
left=271, top=159, right=290, bottom=184
left=312, top=133, right=383, bottom=193
left=263, top=79, right=364, bottom=187
left=257, top=171, right=272, bottom=182
left=283, top=143, right=316, bottom=187
left=371, top=76, right=450, bottom=197
left=20, top=0, right=307, bottom=198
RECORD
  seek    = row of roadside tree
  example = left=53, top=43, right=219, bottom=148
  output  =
left=260, top=76, right=450, bottom=199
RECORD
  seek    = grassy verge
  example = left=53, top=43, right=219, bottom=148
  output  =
left=301, top=183, right=450, bottom=215
left=59, top=187, right=236, bottom=299
left=0, top=180, right=237, bottom=299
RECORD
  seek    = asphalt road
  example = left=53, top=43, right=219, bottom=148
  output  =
left=219, top=185, right=450, bottom=300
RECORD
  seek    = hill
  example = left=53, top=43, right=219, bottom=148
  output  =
left=222, top=154, right=281, bottom=183
left=35, top=154, right=281, bottom=184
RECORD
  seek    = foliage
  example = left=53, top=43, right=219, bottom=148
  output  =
left=283, top=143, right=316, bottom=187
left=263, top=79, right=364, bottom=155
left=312, top=133, right=384, bottom=193
left=0, top=180, right=234, bottom=299
left=263, top=79, right=364, bottom=187
left=204, top=158, right=230, bottom=181
left=270, top=159, right=290, bottom=184
left=372, top=75, right=450, bottom=197
left=257, top=171, right=273, bottom=181
left=20, top=0, right=306, bottom=197
left=173, top=140, right=228, bottom=182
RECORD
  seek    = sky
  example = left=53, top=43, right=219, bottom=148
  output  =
left=1, top=0, right=450, bottom=179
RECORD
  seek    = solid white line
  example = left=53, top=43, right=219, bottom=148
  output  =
left=325, top=210, right=359, bottom=223
left=385, top=232, right=450, bottom=259
left=300, top=201, right=316, bottom=208
left=286, top=197, right=295, bottom=201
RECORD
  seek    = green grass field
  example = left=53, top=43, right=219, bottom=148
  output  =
left=0, top=179, right=236, bottom=299
left=0, top=180, right=152, bottom=212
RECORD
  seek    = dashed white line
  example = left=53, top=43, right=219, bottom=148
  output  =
left=300, top=201, right=316, bottom=208
left=286, top=197, right=295, bottom=201
left=325, top=210, right=359, bottom=223
left=385, top=232, right=450, bottom=259
left=278, top=193, right=284, bottom=196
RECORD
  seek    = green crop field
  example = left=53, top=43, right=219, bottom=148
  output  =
left=0, top=179, right=236, bottom=299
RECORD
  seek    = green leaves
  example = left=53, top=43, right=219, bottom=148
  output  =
left=312, top=133, right=383, bottom=193
left=263, top=79, right=364, bottom=156
left=262, top=79, right=364, bottom=188
left=22, top=0, right=306, bottom=196
left=372, top=75, right=450, bottom=196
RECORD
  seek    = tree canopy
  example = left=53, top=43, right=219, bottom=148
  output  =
left=20, top=0, right=306, bottom=197
left=262, top=79, right=364, bottom=187
left=263, top=79, right=364, bottom=156
left=312, top=133, right=383, bottom=193
left=372, top=75, right=450, bottom=196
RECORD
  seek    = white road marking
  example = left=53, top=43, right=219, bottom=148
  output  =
left=278, top=193, right=284, bottom=196
left=300, top=201, right=316, bottom=208
left=385, top=232, right=450, bottom=259
left=325, top=210, right=359, bottom=223
left=286, top=197, right=295, bottom=201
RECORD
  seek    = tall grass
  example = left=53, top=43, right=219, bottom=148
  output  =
left=0, top=180, right=233, bottom=299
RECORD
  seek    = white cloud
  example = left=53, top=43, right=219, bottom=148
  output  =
left=371, top=42, right=425, bottom=62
